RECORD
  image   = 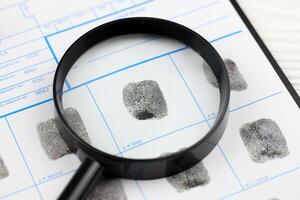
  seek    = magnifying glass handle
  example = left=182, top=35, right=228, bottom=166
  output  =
left=58, top=158, right=104, bottom=200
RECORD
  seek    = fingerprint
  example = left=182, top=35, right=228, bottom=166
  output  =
left=240, top=118, right=289, bottom=163
left=87, top=178, right=127, bottom=200
left=0, top=155, right=9, bottom=180
left=166, top=162, right=210, bottom=192
left=37, top=107, right=91, bottom=160
left=203, top=58, right=248, bottom=91
left=122, top=80, right=168, bottom=120
left=37, top=109, right=127, bottom=199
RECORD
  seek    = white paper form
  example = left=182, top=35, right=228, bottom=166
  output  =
left=0, top=0, right=299, bottom=199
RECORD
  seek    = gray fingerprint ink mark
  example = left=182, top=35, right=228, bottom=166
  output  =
left=203, top=58, right=248, bottom=91
left=162, top=151, right=210, bottom=193
left=239, top=118, right=289, bottom=163
left=37, top=107, right=91, bottom=160
left=37, top=109, right=127, bottom=199
left=87, top=178, right=127, bottom=200
left=0, top=155, right=9, bottom=180
left=166, top=162, right=210, bottom=192
left=122, top=80, right=168, bottom=120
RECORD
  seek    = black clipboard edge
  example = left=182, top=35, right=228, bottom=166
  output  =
left=230, top=0, right=300, bottom=108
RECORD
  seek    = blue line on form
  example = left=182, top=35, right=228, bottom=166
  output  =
left=0, top=59, right=53, bottom=78
left=86, top=85, right=123, bottom=154
left=4, top=117, right=43, bottom=199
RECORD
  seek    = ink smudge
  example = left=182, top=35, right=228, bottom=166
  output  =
left=161, top=151, right=210, bottom=192
left=203, top=58, right=248, bottom=91
left=37, top=107, right=91, bottom=160
left=0, top=155, right=9, bottom=180
left=166, top=161, right=210, bottom=192
left=87, top=178, right=127, bottom=200
left=240, top=118, right=289, bottom=163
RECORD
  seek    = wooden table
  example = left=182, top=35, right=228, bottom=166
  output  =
left=237, top=0, right=300, bottom=95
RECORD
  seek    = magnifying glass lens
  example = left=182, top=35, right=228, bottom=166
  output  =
left=62, top=34, right=220, bottom=159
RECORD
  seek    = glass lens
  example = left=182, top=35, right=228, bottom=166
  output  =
left=62, top=34, right=220, bottom=159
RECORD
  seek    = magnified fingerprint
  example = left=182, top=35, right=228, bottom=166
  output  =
left=37, top=107, right=91, bottom=160
left=87, top=178, right=127, bottom=200
left=203, top=58, right=248, bottom=91
left=240, top=118, right=289, bottom=163
left=0, top=155, right=9, bottom=180
left=122, top=80, right=168, bottom=120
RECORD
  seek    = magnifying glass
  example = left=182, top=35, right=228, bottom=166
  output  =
left=53, top=17, right=230, bottom=200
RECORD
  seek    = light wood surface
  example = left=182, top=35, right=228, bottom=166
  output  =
left=237, top=0, right=300, bottom=95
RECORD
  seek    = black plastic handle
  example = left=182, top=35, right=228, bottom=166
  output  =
left=58, top=158, right=104, bottom=200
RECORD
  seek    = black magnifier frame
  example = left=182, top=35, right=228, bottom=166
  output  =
left=53, top=17, right=230, bottom=200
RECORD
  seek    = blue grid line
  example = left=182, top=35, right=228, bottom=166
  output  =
left=0, top=37, right=43, bottom=52
left=44, top=37, right=58, bottom=64
left=118, top=119, right=208, bottom=154
left=0, top=26, right=37, bottom=41
left=31, top=13, right=74, bottom=91
left=0, top=0, right=223, bottom=46
left=202, top=105, right=244, bottom=191
left=135, top=181, right=147, bottom=200
left=64, top=80, right=72, bottom=90
left=0, top=58, right=53, bottom=78
left=68, top=17, right=74, bottom=27
left=44, top=37, right=72, bottom=89
left=53, top=22, right=58, bottom=32
left=0, top=185, right=35, bottom=200
left=168, top=50, right=244, bottom=192
left=32, top=16, right=45, bottom=36
left=210, top=30, right=242, bottom=43
left=86, top=85, right=123, bottom=155
left=0, top=70, right=54, bottom=92
left=1, top=0, right=226, bottom=65
left=67, top=47, right=187, bottom=92
left=168, top=55, right=211, bottom=127
left=217, top=145, right=244, bottom=189
left=0, top=31, right=242, bottom=124
left=170, top=0, right=221, bottom=20
left=91, top=8, right=98, bottom=18
left=0, top=47, right=48, bottom=67
left=0, top=98, right=52, bottom=119
left=46, top=0, right=116, bottom=25
left=193, top=15, right=230, bottom=30
left=0, top=30, right=241, bottom=119
left=45, top=0, right=154, bottom=38
left=0, top=90, right=294, bottom=200
left=18, top=2, right=32, bottom=18
left=0, top=30, right=242, bottom=122
left=0, top=2, right=20, bottom=12
left=0, top=0, right=152, bottom=43
left=0, top=91, right=281, bottom=130
left=88, top=37, right=157, bottom=63
left=0, top=84, right=52, bottom=105
left=37, top=169, right=76, bottom=186
left=66, top=31, right=242, bottom=91
left=0, top=169, right=77, bottom=200
left=4, top=117, right=43, bottom=199
left=219, top=165, right=300, bottom=199
left=88, top=14, right=230, bottom=64
left=229, top=91, right=282, bottom=112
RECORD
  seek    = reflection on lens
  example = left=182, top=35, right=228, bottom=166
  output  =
left=62, top=34, right=220, bottom=159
